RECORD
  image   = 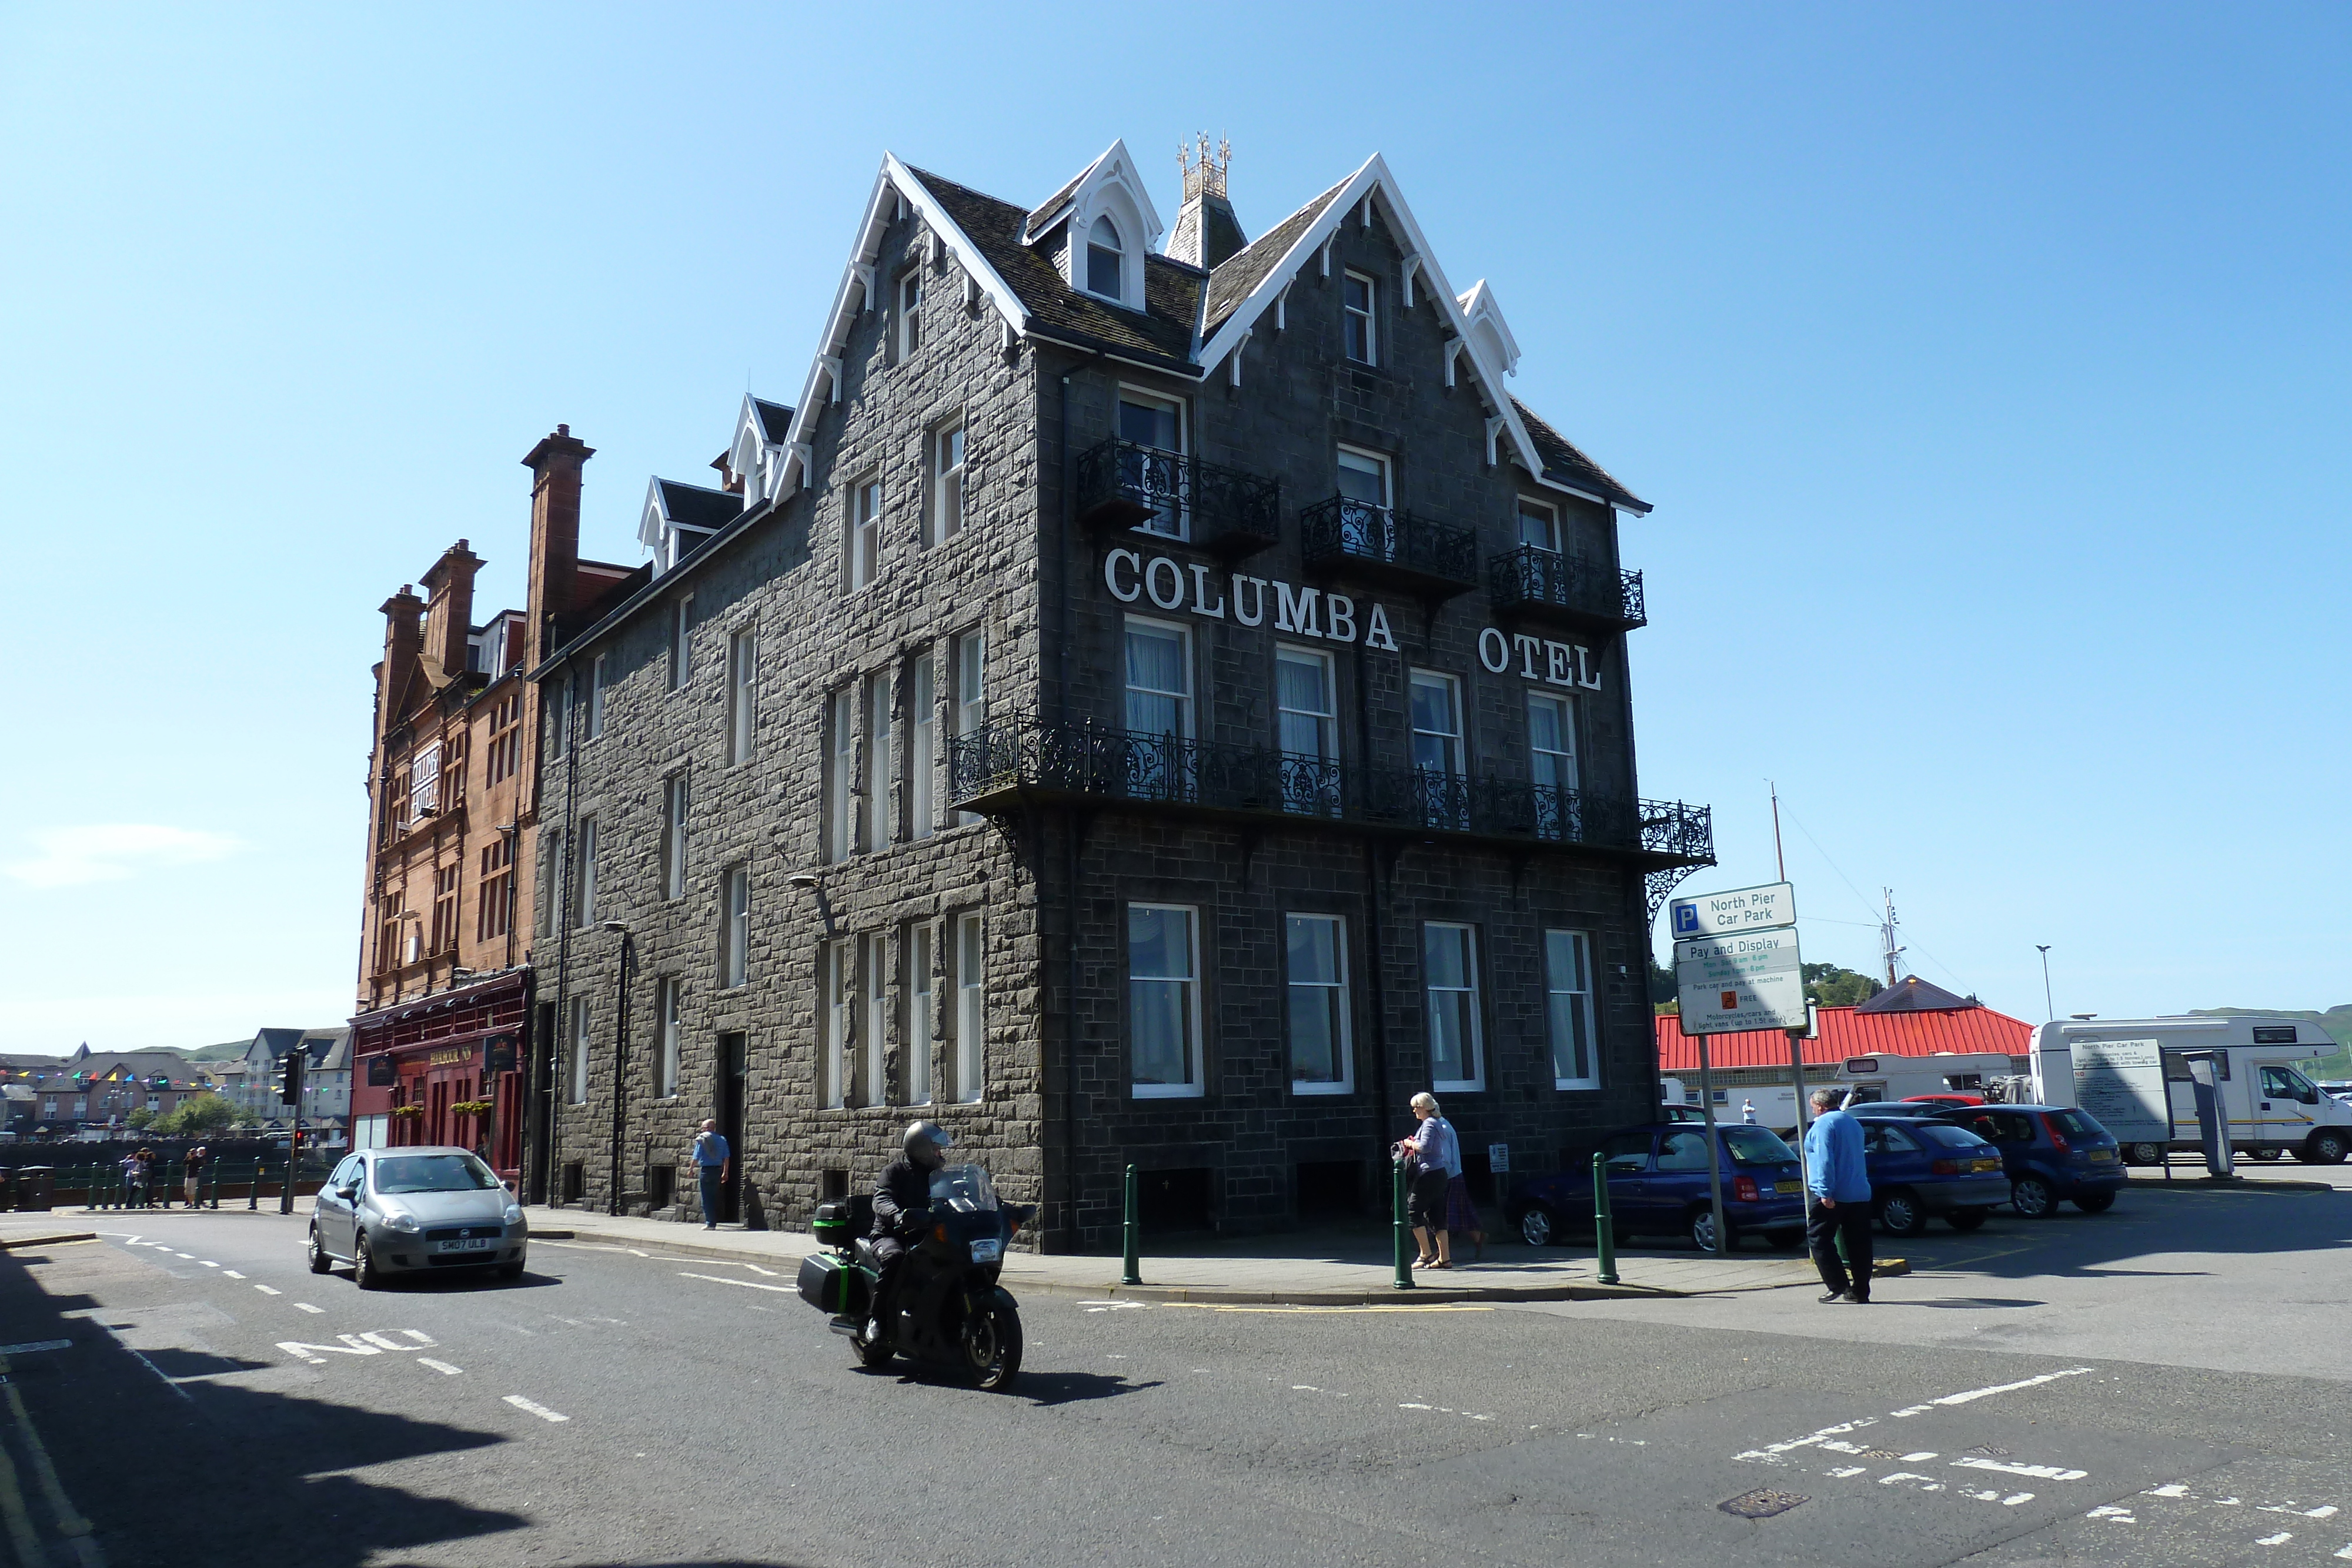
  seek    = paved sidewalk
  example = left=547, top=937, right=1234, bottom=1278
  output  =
left=522, top=1208, right=1902, bottom=1305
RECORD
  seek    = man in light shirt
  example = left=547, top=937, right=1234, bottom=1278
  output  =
left=1802, top=1086, right=1874, bottom=1303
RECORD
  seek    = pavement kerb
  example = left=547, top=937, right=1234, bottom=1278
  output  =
left=0, top=1233, right=95, bottom=1250
left=2125, top=1175, right=2334, bottom=1193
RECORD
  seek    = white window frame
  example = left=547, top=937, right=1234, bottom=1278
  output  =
left=953, top=630, right=985, bottom=826
left=1127, top=902, right=1204, bottom=1099
left=660, top=774, right=688, bottom=901
left=905, top=921, right=934, bottom=1106
left=1408, top=669, right=1464, bottom=778
left=1122, top=615, right=1194, bottom=741
left=863, top=931, right=888, bottom=1106
left=720, top=865, right=750, bottom=989
left=1527, top=692, right=1578, bottom=792
left=1544, top=929, right=1600, bottom=1090
left=656, top=977, right=681, bottom=1099
left=726, top=627, right=757, bottom=766
left=896, top=269, right=922, bottom=360
left=1334, top=443, right=1392, bottom=507
left=587, top=654, right=607, bottom=739
left=863, top=670, right=890, bottom=854
left=1342, top=269, right=1378, bottom=365
left=1116, top=387, right=1187, bottom=540
left=823, top=937, right=853, bottom=1109
left=910, top=653, right=936, bottom=841
left=1422, top=921, right=1486, bottom=1094
left=826, top=688, right=855, bottom=863
left=931, top=421, right=965, bottom=544
left=1285, top=912, right=1353, bottom=1095
left=1274, top=645, right=1336, bottom=760
left=952, top=911, right=984, bottom=1103
left=1516, top=496, right=1561, bottom=554
left=568, top=995, right=590, bottom=1106
left=573, top=817, right=598, bottom=929
left=1084, top=214, right=1124, bottom=303
left=850, top=478, right=883, bottom=591
left=669, top=597, right=692, bottom=691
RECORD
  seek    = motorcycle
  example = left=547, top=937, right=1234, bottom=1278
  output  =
left=797, top=1163, right=1029, bottom=1392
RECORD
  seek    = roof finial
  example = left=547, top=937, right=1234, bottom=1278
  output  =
left=1180, top=132, right=1230, bottom=202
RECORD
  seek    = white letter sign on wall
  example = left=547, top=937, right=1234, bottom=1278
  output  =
left=1478, top=628, right=1511, bottom=673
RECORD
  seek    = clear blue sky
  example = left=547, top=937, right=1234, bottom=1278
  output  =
left=2, top=3, right=2345, bottom=1051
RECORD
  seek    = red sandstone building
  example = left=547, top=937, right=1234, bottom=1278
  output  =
left=346, top=428, right=637, bottom=1179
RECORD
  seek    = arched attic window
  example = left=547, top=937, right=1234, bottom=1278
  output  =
left=1085, top=216, right=1123, bottom=302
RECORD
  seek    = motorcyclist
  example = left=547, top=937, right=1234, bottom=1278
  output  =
left=867, top=1120, right=952, bottom=1340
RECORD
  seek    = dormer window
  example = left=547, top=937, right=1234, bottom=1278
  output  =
left=1086, top=216, right=1123, bottom=301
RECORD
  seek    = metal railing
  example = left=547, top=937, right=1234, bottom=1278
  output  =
left=1297, top=495, right=1478, bottom=592
left=1073, top=439, right=1281, bottom=554
left=951, top=719, right=1713, bottom=862
left=1490, top=547, right=1647, bottom=630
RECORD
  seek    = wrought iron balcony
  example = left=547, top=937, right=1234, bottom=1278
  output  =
left=1072, top=438, right=1281, bottom=556
left=1490, top=547, right=1647, bottom=633
left=1298, top=495, right=1478, bottom=597
left=950, top=718, right=1713, bottom=866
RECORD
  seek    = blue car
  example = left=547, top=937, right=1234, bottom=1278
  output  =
left=1920, top=1104, right=2125, bottom=1217
left=1856, top=1116, right=2012, bottom=1235
left=1505, top=1121, right=1808, bottom=1255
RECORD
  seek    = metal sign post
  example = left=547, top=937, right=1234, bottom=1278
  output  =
left=1695, top=1030, right=1729, bottom=1256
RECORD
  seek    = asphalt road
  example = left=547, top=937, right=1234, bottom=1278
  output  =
left=5, top=1179, right=2352, bottom=1568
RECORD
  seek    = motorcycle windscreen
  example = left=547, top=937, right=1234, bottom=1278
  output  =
left=929, top=1164, right=999, bottom=1213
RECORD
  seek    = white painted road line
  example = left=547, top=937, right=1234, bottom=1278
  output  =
left=199, top=1261, right=218, bottom=1268
left=253, top=1285, right=282, bottom=1296
left=679, top=1271, right=796, bottom=1293
left=0, top=1342, right=72, bottom=1358
left=503, top=1395, right=570, bottom=1423
left=400, top=1330, right=436, bottom=1345
left=1891, top=1367, right=2096, bottom=1417
left=1956, top=1457, right=2090, bottom=1482
left=293, top=1303, right=325, bottom=1315
left=223, top=1271, right=245, bottom=1279
left=174, top=1253, right=193, bottom=1260
left=417, top=1359, right=463, bottom=1376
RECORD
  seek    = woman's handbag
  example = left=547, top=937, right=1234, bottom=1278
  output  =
left=1390, top=1139, right=1424, bottom=1183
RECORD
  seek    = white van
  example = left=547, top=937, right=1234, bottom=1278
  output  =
left=2027, top=1016, right=2352, bottom=1165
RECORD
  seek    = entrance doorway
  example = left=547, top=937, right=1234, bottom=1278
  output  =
left=717, top=1031, right=747, bottom=1223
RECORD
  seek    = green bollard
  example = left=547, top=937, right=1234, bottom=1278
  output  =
left=1121, top=1164, right=1141, bottom=1286
left=248, top=1158, right=259, bottom=1211
left=1391, top=1156, right=1416, bottom=1290
left=1592, top=1152, right=1619, bottom=1286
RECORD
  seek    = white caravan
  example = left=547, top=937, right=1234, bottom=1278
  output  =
left=2027, top=1016, right=2352, bottom=1165
left=1835, top=1052, right=2020, bottom=1106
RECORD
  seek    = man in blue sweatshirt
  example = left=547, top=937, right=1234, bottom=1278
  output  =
left=1803, top=1086, right=1875, bottom=1303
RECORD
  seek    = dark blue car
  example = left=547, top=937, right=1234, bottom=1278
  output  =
left=1920, top=1105, right=2125, bottom=1216
left=1855, top=1116, right=2012, bottom=1235
left=1505, top=1121, right=1807, bottom=1255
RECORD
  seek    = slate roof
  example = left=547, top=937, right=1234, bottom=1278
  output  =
left=1856, top=975, right=1980, bottom=1015
left=653, top=480, right=744, bottom=533
left=1202, top=175, right=1354, bottom=336
left=1511, top=398, right=1648, bottom=513
left=1656, top=1003, right=2032, bottom=1073
left=1021, top=169, right=1086, bottom=243
left=908, top=166, right=1201, bottom=371
left=751, top=398, right=793, bottom=443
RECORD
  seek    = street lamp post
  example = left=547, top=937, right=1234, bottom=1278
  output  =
left=602, top=920, right=633, bottom=1218
left=2035, top=945, right=2054, bottom=1022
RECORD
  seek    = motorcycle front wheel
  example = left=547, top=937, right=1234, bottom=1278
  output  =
left=963, top=1302, right=1023, bottom=1392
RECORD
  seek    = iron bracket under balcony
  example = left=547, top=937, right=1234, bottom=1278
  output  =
left=1489, top=547, right=1647, bottom=634
left=1298, top=495, right=1478, bottom=599
left=1072, top=438, right=1280, bottom=557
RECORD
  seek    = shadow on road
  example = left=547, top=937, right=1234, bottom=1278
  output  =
left=1015, top=1370, right=1166, bottom=1406
left=0, top=1243, right=525, bottom=1567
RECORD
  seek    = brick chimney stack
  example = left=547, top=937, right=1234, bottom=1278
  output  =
left=375, top=584, right=425, bottom=747
left=1168, top=134, right=1246, bottom=270
left=523, top=424, right=595, bottom=670
left=417, top=539, right=483, bottom=688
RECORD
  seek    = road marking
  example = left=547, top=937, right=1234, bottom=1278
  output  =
left=293, top=1303, right=324, bottom=1314
left=2258, top=1532, right=2293, bottom=1546
left=417, top=1359, right=463, bottom=1376
left=198, top=1262, right=218, bottom=1269
left=2087, top=1505, right=2138, bottom=1523
left=399, top=1330, right=437, bottom=1345
left=173, top=1253, right=193, bottom=1260
left=253, top=1285, right=282, bottom=1296
left=0, top=1442, right=44, bottom=1567
left=503, top=1395, right=570, bottom=1423
left=742, top=1263, right=781, bottom=1277
left=679, top=1271, right=795, bottom=1293
left=2263, top=1504, right=2339, bottom=1519
left=357, top=1333, right=413, bottom=1351
left=1890, top=1366, right=2096, bottom=1417
left=0, top=1348, right=102, bottom=1568
left=1158, top=1302, right=1494, bottom=1315
left=276, top=1336, right=386, bottom=1364
left=222, top=1271, right=244, bottom=1279
left=1955, top=1457, right=2089, bottom=1482
left=0, top=1342, right=72, bottom=1358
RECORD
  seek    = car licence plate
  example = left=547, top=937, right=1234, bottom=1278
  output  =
left=1775, top=1180, right=1801, bottom=1195
left=2088, top=1149, right=2114, bottom=1161
left=1972, top=1159, right=2002, bottom=1173
left=434, top=1238, right=493, bottom=1253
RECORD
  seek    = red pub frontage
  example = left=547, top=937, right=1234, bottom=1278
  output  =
left=349, top=968, right=532, bottom=1183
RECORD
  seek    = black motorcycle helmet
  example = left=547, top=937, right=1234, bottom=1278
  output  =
left=903, top=1119, right=953, bottom=1169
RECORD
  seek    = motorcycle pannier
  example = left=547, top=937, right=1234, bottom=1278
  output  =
left=796, top=1251, right=867, bottom=1315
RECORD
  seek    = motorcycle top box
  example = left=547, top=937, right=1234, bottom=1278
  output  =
left=810, top=1196, right=868, bottom=1250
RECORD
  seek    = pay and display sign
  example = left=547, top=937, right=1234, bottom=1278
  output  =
left=1674, top=929, right=1809, bottom=1034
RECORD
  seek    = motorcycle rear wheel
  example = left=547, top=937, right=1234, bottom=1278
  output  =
left=965, top=1303, right=1023, bottom=1392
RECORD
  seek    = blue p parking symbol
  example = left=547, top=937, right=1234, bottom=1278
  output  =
left=1671, top=902, right=1700, bottom=937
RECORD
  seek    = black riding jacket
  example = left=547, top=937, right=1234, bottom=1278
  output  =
left=871, top=1158, right=933, bottom=1238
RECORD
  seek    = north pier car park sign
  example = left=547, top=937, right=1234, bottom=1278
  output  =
left=1671, top=881, right=1809, bottom=1034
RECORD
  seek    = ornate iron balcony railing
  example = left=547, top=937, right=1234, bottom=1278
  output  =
left=1297, top=495, right=1478, bottom=596
left=1072, top=438, right=1281, bottom=556
left=950, top=718, right=1713, bottom=865
left=1490, top=547, right=1647, bottom=632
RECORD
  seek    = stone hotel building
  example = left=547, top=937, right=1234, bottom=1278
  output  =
left=527, top=139, right=1712, bottom=1249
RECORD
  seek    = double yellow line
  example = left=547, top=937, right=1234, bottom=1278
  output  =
left=0, top=1343, right=105, bottom=1567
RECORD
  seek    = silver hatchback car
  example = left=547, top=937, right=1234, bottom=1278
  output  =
left=308, top=1146, right=528, bottom=1288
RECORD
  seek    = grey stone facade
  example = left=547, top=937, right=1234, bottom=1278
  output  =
left=526, top=147, right=1710, bottom=1253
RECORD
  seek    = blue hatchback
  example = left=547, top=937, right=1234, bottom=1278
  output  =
left=1920, top=1105, right=2125, bottom=1218
left=1506, top=1121, right=1807, bottom=1254
left=1854, top=1116, right=2012, bottom=1236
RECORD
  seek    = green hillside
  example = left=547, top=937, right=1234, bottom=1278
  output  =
left=2190, top=1005, right=2352, bottom=1081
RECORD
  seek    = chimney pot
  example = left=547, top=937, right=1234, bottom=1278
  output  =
left=557, top=424, right=569, bottom=437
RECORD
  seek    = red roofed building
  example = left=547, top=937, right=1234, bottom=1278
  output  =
left=1656, top=976, right=2033, bottom=1079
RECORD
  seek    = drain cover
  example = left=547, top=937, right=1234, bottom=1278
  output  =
left=1962, top=1445, right=2012, bottom=1457
left=1857, top=1449, right=1902, bottom=1460
left=1719, top=1488, right=1809, bottom=1519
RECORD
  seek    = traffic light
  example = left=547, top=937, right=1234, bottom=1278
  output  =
left=278, top=1051, right=305, bottom=1106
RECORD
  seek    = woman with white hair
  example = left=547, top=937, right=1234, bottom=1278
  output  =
left=1401, top=1092, right=1460, bottom=1268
